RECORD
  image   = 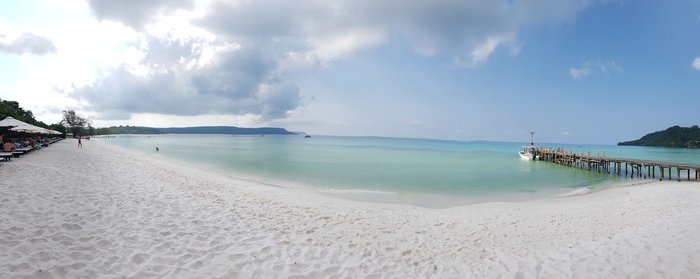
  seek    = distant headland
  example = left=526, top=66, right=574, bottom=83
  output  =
left=93, top=125, right=296, bottom=135
left=618, top=125, right=700, bottom=148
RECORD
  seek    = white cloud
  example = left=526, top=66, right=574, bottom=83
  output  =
left=306, top=29, right=386, bottom=65
left=4, top=0, right=603, bottom=125
left=509, top=43, right=522, bottom=57
left=0, top=2, right=142, bottom=124
left=470, top=36, right=506, bottom=66
left=569, top=59, right=622, bottom=79
left=0, top=32, right=56, bottom=55
left=598, top=60, right=622, bottom=75
left=0, top=19, right=56, bottom=55
left=569, top=67, right=591, bottom=79
left=86, top=0, right=194, bottom=30
left=693, top=57, right=700, bottom=71
left=92, top=0, right=596, bottom=68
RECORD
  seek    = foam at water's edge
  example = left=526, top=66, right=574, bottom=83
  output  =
left=555, top=187, right=593, bottom=198
left=318, top=188, right=399, bottom=195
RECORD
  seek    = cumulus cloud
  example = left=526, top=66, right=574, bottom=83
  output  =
left=73, top=37, right=300, bottom=120
left=86, top=0, right=194, bottom=30
left=79, top=0, right=599, bottom=122
left=88, top=0, right=596, bottom=66
left=0, top=32, right=57, bottom=55
left=196, top=0, right=591, bottom=65
left=569, top=59, right=622, bottom=79
left=693, top=57, right=700, bottom=71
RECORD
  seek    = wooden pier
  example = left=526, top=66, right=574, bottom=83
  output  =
left=532, top=147, right=700, bottom=182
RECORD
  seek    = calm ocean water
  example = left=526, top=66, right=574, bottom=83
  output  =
left=96, top=134, right=700, bottom=206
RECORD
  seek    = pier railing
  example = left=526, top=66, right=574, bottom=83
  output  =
left=532, top=147, right=700, bottom=182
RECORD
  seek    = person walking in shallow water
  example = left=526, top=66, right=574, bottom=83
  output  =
left=78, top=137, right=82, bottom=148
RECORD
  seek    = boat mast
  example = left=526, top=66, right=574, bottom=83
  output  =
left=530, top=131, right=535, bottom=146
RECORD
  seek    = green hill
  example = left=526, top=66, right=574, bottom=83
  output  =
left=158, top=126, right=295, bottom=135
left=618, top=125, right=700, bottom=148
left=93, top=126, right=162, bottom=135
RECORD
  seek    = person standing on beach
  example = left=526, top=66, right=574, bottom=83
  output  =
left=78, top=137, right=82, bottom=148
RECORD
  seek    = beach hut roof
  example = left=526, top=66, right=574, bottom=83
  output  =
left=0, top=116, right=32, bottom=128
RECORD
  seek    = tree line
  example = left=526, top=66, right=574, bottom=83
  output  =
left=2, top=99, right=296, bottom=137
left=0, top=99, right=68, bottom=136
left=618, top=125, right=700, bottom=148
left=1, top=99, right=167, bottom=136
left=0, top=98, right=92, bottom=137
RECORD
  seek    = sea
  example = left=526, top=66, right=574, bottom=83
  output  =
left=95, top=134, right=700, bottom=208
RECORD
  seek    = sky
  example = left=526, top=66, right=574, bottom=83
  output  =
left=0, top=0, right=698, bottom=144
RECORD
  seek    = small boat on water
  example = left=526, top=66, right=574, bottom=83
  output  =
left=518, top=131, right=537, bottom=160
left=519, top=146, right=537, bottom=160
left=304, top=135, right=311, bottom=138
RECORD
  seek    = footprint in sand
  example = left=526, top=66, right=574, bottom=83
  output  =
left=131, top=253, right=151, bottom=265
left=8, top=263, right=31, bottom=273
left=28, top=238, right=48, bottom=244
left=9, top=226, right=24, bottom=233
left=188, top=260, right=205, bottom=269
left=228, top=254, right=245, bottom=261
left=61, top=223, right=82, bottom=231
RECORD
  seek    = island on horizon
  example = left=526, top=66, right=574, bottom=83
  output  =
left=618, top=125, right=700, bottom=148
left=93, top=125, right=297, bottom=136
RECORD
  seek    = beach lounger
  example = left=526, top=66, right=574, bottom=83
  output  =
left=0, top=152, right=12, bottom=161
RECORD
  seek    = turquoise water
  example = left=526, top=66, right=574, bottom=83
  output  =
left=95, top=134, right=700, bottom=204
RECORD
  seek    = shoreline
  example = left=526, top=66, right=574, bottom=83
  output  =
left=2, top=139, right=700, bottom=277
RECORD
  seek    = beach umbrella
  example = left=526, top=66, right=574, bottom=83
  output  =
left=12, top=124, right=54, bottom=134
left=0, top=117, right=57, bottom=134
left=9, top=125, right=33, bottom=133
left=0, top=116, right=31, bottom=128
left=10, top=125, right=44, bottom=134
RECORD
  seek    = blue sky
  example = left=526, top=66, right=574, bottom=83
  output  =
left=0, top=0, right=698, bottom=144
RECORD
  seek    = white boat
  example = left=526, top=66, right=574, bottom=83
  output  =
left=519, top=131, right=537, bottom=160
left=519, top=146, right=537, bottom=160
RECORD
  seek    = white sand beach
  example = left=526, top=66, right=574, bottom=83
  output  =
left=1, top=139, right=700, bottom=278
